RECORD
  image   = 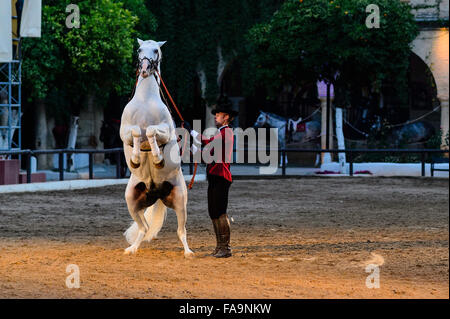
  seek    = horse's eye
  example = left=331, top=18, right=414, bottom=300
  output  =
left=154, top=49, right=158, bottom=54
left=137, top=48, right=142, bottom=54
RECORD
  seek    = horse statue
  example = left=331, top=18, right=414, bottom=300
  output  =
left=119, top=39, right=194, bottom=257
left=254, top=111, right=321, bottom=166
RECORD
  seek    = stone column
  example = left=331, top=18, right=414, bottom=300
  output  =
left=320, top=96, right=334, bottom=163
left=439, top=97, right=449, bottom=152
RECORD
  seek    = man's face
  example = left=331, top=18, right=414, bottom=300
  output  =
left=214, top=112, right=230, bottom=128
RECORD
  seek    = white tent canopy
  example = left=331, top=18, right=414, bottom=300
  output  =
left=0, top=1, right=12, bottom=62
left=20, top=0, right=42, bottom=38
left=0, top=0, right=41, bottom=62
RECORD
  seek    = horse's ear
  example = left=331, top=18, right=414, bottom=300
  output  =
left=137, top=38, right=144, bottom=46
left=157, top=41, right=167, bottom=47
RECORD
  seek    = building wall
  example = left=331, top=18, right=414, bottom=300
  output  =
left=399, top=1, right=449, bottom=148
left=409, top=0, right=449, bottom=20
left=77, top=95, right=104, bottom=162
left=409, top=0, right=449, bottom=148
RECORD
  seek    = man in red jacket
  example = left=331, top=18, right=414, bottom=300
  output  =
left=186, top=95, right=237, bottom=258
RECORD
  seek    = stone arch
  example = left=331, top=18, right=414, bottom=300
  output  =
left=411, top=29, right=449, bottom=148
left=408, top=51, right=440, bottom=129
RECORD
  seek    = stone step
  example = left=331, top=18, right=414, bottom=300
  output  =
left=18, top=172, right=46, bottom=184
left=0, top=159, right=20, bottom=185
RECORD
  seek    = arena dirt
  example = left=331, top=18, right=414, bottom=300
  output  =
left=0, top=177, right=448, bottom=298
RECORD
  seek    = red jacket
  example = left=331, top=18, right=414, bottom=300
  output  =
left=196, top=125, right=234, bottom=182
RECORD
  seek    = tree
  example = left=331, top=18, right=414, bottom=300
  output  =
left=246, top=0, right=419, bottom=108
left=20, top=0, right=156, bottom=158
left=22, top=0, right=157, bottom=110
left=21, top=4, right=64, bottom=101
left=149, top=0, right=284, bottom=117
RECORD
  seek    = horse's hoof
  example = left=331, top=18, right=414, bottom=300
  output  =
left=130, top=159, right=140, bottom=169
left=124, top=246, right=138, bottom=255
left=184, top=250, right=194, bottom=258
left=154, top=159, right=165, bottom=169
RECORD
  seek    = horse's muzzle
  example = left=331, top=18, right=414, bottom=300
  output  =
left=139, top=57, right=158, bottom=78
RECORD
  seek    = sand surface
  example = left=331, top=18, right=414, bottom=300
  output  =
left=0, top=177, right=448, bottom=298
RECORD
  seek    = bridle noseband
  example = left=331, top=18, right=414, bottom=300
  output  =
left=138, top=52, right=161, bottom=74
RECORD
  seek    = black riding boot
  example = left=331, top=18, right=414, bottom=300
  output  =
left=214, top=214, right=232, bottom=258
left=211, top=218, right=220, bottom=255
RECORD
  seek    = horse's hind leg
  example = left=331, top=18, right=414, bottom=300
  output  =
left=123, top=179, right=149, bottom=255
left=124, top=208, right=147, bottom=255
left=175, top=205, right=194, bottom=258
left=164, top=186, right=194, bottom=258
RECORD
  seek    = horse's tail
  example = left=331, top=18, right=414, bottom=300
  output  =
left=124, top=200, right=167, bottom=245
left=143, top=200, right=167, bottom=242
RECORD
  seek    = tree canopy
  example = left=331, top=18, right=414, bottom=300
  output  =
left=149, top=0, right=284, bottom=113
left=20, top=0, right=419, bottom=123
left=246, top=0, right=419, bottom=107
left=21, top=0, right=157, bottom=116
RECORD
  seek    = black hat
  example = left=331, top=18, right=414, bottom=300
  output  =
left=211, top=95, right=238, bottom=117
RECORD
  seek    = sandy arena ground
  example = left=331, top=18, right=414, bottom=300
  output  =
left=0, top=177, right=448, bottom=298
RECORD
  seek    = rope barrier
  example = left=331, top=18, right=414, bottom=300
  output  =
left=387, top=105, right=441, bottom=128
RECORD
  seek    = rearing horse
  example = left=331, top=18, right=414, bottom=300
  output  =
left=119, top=39, right=193, bottom=257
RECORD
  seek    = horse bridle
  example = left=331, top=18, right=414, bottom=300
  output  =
left=138, top=52, right=161, bottom=74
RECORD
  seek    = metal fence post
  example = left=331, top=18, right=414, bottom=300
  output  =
left=26, top=152, right=31, bottom=183
left=59, top=152, right=64, bottom=181
left=421, top=152, right=426, bottom=177
left=89, top=153, right=94, bottom=179
left=349, top=151, right=353, bottom=176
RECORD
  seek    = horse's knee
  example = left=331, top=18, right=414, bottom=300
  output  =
left=131, top=127, right=141, bottom=137
left=146, top=126, right=157, bottom=138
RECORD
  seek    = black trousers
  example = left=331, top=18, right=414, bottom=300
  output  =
left=207, top=174, right=231, bottom=219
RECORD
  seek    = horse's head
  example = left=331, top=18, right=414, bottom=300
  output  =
left=254, top=111, right=268, bottom=128
left=136, top=39, right=166, bottom=78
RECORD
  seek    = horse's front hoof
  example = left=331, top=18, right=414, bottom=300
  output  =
left=130, top=159, right=140, bottom=169
left=154, top=159, right=165, bottom=169
left=184, top=250, right=194, bottom=258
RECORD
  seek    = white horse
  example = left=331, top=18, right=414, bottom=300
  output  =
left=119, top=39, right=193, bottom=257
left=254, top=111, right=321, bottom=167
